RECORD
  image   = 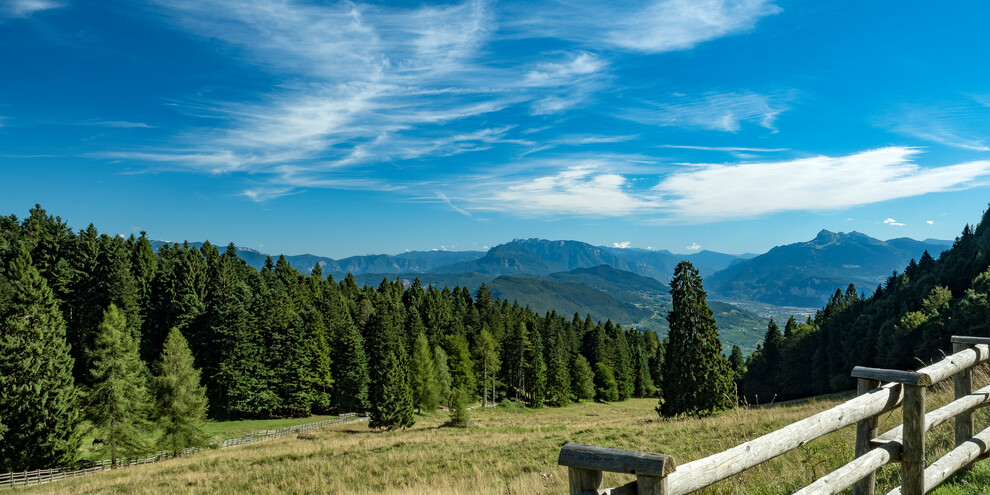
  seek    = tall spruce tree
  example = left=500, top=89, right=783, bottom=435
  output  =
left=659, top=261, right=734, bottom=417
left=85, top=304, right=153, bottom=463
left=546, top=326, right=571, bottom=406
left=474, top=328, right=500, bottom=407
left=434, top=345, right=453, bottom=405
left=154, top=328, right=209, bottom=455
left=0, top=243, right=81, bottom=471
left=330, top=294, right=370, bottom=413
left=366, top=302, right=414, bottom=430
left=572, top=355, right=596, bottom=401
left=410, top=331, right=440, bottom=413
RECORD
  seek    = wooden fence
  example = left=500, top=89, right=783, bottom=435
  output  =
left=0, top=413, right=370, bottom=489
left=558, top=335, right=990, bottom=495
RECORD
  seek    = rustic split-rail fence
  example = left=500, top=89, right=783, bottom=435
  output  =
left=559, top=335, right=990, bottom=495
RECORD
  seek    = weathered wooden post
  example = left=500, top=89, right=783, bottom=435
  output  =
left=902, top=383, right=926, bottom=495
left=851, top=367, right=932, bottom=495
left=558, top=443, right=675, bottom=495
left=852, top=377, right=881, bottom=495
left=951, top=337, right=984, bottom=447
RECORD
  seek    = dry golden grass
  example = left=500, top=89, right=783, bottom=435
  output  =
left=16, top=370, right=990, bottom=495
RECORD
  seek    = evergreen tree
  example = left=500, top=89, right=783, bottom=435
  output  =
left=434, top=345, right=453, bottom=405
left=410, top=331, right=440, bottom=413
left=154, top=328, right=209, bottom=455
left=205, top=250, right=271, bottom=419
left=546, top=327, right=571, bottom=406
left=85, top=304, right=153, bottom=463
left=728, top=345, right=746, bottom=383
left=0, top=244, right=80, bottom=471
left=449, top=387, right=469, bottom=427
left=329, top=294, right=370, bottom=413
left=504, top=321, right=532, bottom=401
left=527, top=326, right=547, bottom=407
left=594, top=362, right=619, bottom=402
left=302, top=307, right=334, bottom=413
left=473, top=328, right=499, bottom=407
left=446, top=333, right=477, bottom=397
left=572, top=355, right=596, bottom=401
left=366, top=303, right=414, bottom=430
left=659, top=261, right=734, bottom=417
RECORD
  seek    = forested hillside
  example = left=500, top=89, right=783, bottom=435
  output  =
left=0, top=206, right=666, bottom=470
left=709, top=230, right=951, bottom=307
left=742, top=207, right=990, bottom=402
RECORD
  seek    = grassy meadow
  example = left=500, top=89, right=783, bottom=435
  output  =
left=16, top=377, right=990, bottom=495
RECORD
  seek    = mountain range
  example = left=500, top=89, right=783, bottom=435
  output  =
left=152, top=230, right=950, bottom=352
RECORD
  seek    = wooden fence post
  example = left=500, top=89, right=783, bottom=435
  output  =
left=852, top=377, right=880, bottom=495
left=902, top=384, right=926, bottom=495
left=558, top=443, right=674, bottom=495
left=953, top=341, right=974, bottom=449
left=567, top=467, right=603, bottom=493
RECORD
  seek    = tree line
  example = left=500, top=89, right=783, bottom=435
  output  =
left=4, top=205, right=729, bottom=471
left=741, top=206, right=990, bottom=403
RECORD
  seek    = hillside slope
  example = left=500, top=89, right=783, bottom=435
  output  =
left=708, top=230, right=950, bottom=306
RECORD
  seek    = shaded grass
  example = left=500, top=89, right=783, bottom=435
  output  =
left=78, top=415, right=338, bottom=459
left=18, top=372, right=990, bottom=494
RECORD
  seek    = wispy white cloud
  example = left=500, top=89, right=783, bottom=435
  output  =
left=885, top=102, right=990, bottom=151
left=613, top=241, right=632, bottom=249
left=624, top=91, right=791, bottom=132
left=436, top=191, right=472, bottom=217
left=685, top=242, right=702, bottom=251
left=883, top=218, right=905, bottom=226
left=659, top=144, right=788, bottom=152
left=927, top=220, right=934, bottom=225
left=82, top=120, right=154, bottom=128
left=654, top=147, right=990, bottom=221
left=103, top=0, right=780, bottom=199
left=1, top=0, right=63, bottom=19
left=504, top=0, right=780, bottom=54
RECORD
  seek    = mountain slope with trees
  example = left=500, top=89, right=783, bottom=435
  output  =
left=741, top=207, right=990, bottom=403
left=708, top=230, right=951, bottom=307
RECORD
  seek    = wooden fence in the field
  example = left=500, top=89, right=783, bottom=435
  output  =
left=559, top=335, right=990, bottom=495
left=0, top=413, right=370, bottom=489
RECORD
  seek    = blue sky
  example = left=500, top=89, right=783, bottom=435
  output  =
left=2, top=0, right=990, bottom=258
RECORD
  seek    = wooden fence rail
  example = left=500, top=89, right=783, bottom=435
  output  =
left=559, top=335, right=990, bottom=495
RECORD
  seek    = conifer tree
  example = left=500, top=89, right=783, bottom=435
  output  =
left=434, top=345, right=453, bottom=405
left=473, top=328, right=499, bottom=406
left=546, top=327, right=571, bottom=406
left=446, top=333, right=477, bottom=397
left=410, top=331, right=440, bottom=413
left=659, top=261, right=734, bottom=417
left=330, top=294, right=370, bottom=413
left=85, top=304, right=153, bottom=463
left=527, top=324, right=547, bottom=407
left=504, top=321, right=532, bottom=401
left=302, top=307, right=333, bottom=413
left=594, top=362, right=619, bottom=402
left=572, top=355, right=596, bottom=401
left=367, top=303, right=414, bottom=430
left=0, top=244, right=80, bottom=471
left=154, top=328, right=209, bottom=455
left=449, top=387, right=469, bottom=427
left=728, top=345, right=746, bottom=383
left=205, top=250, right=271, bottom=419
